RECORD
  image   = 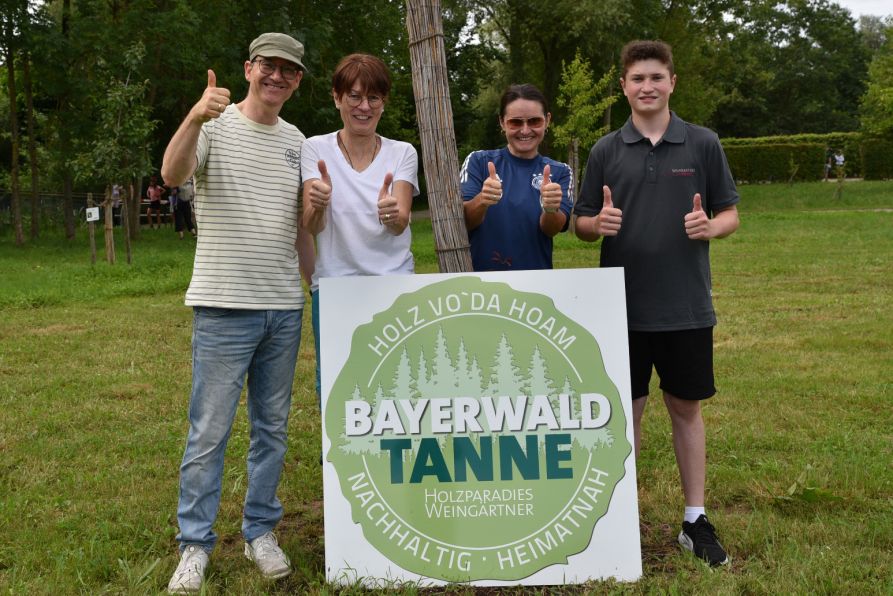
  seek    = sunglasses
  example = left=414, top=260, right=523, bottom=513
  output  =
left=503, top=116, right=546, bottom=130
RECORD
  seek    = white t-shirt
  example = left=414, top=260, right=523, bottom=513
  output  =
left=301, top=132, right=419, bottom=291
left=186, top=104, right=306, bottom=310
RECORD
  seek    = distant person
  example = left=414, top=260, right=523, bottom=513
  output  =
left=145, top=175, right=165, bottom=229
left=833, top=149, right=845, bottom=175
left=111, top=183, right=123, bottom=226
left=169, top=185, right=179, bottom=214
left=160, top=32, right=308, bottom=593
left=574, top=40, right=739, bottom=567
left=301, top=53, right=418, bottom=397
left=174, top=178, right=197, bottom=239
left=460, top=83, right=572, bottom=270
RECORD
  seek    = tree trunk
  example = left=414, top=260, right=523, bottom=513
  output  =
left=568, top=138, right=579, bottom=235
left=123, top=183, right=133, bottom=264
left=60, top=0, right=75, bottom=241
left=63, top=171, right=75, bottom=240
left=5, top=41, right=24, bottom=246
left=103, top=186, right=116, bottom=264
left=507, top=0, right=524, bottom=82
left=22, top=51, right=40, bottom=240
left=128, top=176, right=141, bottom=239
left=88, top=194, right=96, bottom=265
left=405, top=0, right=473, bottom=273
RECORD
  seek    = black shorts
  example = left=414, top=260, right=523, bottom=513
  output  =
left=628, top=327, right=715, bottom=401
left=149, top=200, right=162, bottom=210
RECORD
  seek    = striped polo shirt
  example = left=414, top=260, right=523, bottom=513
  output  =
left=185, top=104, right=305, bottom=310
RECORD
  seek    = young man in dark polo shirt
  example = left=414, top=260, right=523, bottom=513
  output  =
left=574, top=40, right=739, bottom=567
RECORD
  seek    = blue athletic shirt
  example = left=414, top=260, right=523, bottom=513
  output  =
left=460, top=147, right=573, bottom=271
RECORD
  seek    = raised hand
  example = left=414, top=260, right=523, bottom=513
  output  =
left=540, top=164, right=562, bottom=213
left=308, top=160, right=333, bottom=211
left=684, top=193, right=711, bottom=240
left=595, top=185, right=622, bottom=236
left=377, top=172, right=397, bottom=224
left=192, top=69, right=232, bottom=123
left=480, top=161, right=503, bottom=206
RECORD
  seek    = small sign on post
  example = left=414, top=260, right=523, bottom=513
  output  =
left=87, top=194, right=97, bottom=265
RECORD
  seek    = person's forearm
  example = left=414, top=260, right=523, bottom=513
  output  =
left=539, top=211, right=567, bottom=237
left=463, top=194, right=489, bottom=230
left=574, top=215, right=601, bottom=242
left=302, top=189, right=327, bottom=236
left=710, top=206, right=739, bottom=239
left=296, top=228, right=316, bottom=285
left=161, top=117, right=201, bottom=187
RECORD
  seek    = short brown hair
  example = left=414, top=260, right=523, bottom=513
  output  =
left=620, top=40, right=674, bottom=78
left=332, top=53, right=391, bottom=99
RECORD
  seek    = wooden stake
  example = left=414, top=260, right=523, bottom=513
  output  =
left=87, top=193, right=96, bottom=265
left=103, top=185, right=116, bottom=264
left=123, top=183, right=134, bottom=264
left=406, top=0, right=473, bottom=273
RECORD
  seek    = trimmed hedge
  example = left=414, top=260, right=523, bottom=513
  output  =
left=720, top=132, right=892, bottom=181
left=861, top=136, right=893, bottom=180
left=723, top=143, right=826, bottom=183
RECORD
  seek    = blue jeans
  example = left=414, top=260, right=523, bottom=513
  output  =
left=312, top=289, right=321, bottom=398
left=176, top=307, right=303, bottom=552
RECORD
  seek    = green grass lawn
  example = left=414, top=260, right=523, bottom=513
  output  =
left=1, top=180, right=891, bottom=594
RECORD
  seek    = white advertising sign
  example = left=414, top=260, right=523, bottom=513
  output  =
left=321, top=268, right=641, bottom=586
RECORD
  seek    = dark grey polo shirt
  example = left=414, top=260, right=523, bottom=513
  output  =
left=574, top=113, right=739, bottom=331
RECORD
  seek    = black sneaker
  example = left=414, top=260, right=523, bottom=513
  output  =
left=678, top=514, right=729, bottom=567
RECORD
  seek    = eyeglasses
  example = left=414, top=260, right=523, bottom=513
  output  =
left=504, top=116, right=546, bottom=130
left=344, top=92, right=384, bottom=108
left=251, top=58, right=301, bottom=81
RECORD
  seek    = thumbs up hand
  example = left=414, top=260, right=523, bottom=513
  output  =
left=377, top=172, right=397, bottom=225
left=480, top=161, right=503, bottom=206
left=540, top=164, right=562, bottom=213
left=684, top=193, right=711, bottom=240
left=192, top=69, right=232, bottom=123
left=308, top=160, right=332, bottom=211
left=594, top=185, right=623, bottom=236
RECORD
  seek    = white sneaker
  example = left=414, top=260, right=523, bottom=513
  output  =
left=167, top=544, right=208, bottom=594
left=244, top=532, right=292, bottom=579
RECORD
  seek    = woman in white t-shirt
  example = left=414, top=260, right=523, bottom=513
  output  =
left=301, top=53, right=419, bottom=396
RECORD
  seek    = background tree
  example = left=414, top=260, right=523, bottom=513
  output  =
left=860, top=24, right=893, bottom=135
left=551, top=52, right=617, bottom=197
left=1, top=0, right=888, bottom=244
left=71, top=43, right=155, bottom=261
left=709, top=0, right=869, bottom=137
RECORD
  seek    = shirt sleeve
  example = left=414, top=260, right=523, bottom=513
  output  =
left=555, top=161, right=574, bottom=217
left=195, top=123, right=211, bottom=176
left=574, top=141, right=605, bottom=217
left=705, top=135, right=739, bottom=213
left=393, top=143, right=420, bottom=196
left=300, top=137, right=321, bottom=181
left=460, top=151, right=486, bottom=201
left=553, top=161, right=574, bottom=232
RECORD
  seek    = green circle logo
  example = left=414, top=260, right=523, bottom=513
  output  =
left=326, top=276, right=631, bottom=581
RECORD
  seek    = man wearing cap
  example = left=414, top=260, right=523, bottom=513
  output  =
left=161, top=32, right=312, bottom=593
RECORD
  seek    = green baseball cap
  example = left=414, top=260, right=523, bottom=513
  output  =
left=249, top=32, right=307, bottom=72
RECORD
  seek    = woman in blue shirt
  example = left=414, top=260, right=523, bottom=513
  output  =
left=459, top=83, right=573, bottom=270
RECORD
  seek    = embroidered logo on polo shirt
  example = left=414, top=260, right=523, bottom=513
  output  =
left=285, top=148, right=300, bottom=169
left=670, top=168, right=696, bottom=177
